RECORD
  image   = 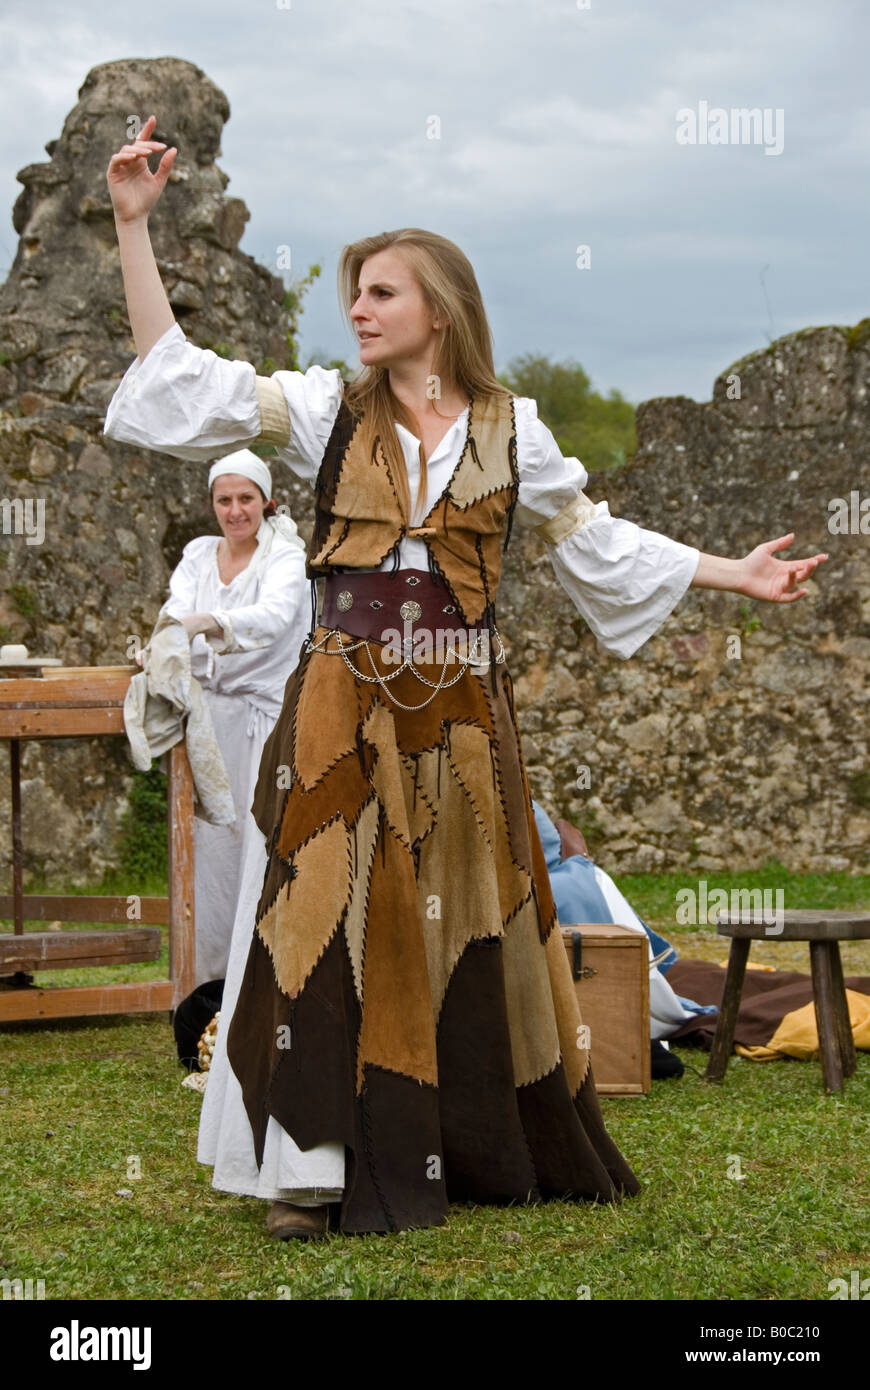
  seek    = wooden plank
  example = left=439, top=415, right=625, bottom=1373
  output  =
left=41, top=666, right=137, bottom=678
left=0, top=895, right=169, bottom=925
left=0, top=980, right=173, bottom=1022
left=0, top=928, right=161, bottom=971
left=0, top=669, right=135, bottom=703
left=717, top=909, right=870, bottom=941
left=0, top=709, right=126, bottom=738
left=167, top=741, right=196, bottom=1008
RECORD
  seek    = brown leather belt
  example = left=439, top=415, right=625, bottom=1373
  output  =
left=322, top=569, right=488, bottom=656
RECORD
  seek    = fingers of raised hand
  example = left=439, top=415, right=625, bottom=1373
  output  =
left=119, top=141, right=167, bottom=158
left=763, top=532, right=795, bottom=556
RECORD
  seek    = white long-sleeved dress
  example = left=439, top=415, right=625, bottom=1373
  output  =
left=160, top=522, right=310, bottom=986
left=104, top=324, right=700, bottom=1204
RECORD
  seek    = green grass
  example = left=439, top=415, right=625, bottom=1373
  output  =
left=1, top=867, right=868, bottom=1300
left=0, top=1016, right=867, bottom=1301
left=616, top=863, right=870, bottom=927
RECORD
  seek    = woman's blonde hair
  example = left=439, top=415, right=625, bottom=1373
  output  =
left=337, top=228, right=510, bottom=523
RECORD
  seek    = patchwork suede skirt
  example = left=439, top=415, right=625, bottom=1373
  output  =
left=227, top=625, right=641, bottom=1233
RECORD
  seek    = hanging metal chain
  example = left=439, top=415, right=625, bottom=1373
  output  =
left=304, top=627, right=505, bottom=711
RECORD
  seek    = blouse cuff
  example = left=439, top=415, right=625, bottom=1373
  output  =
left=205, top=607, right=272, bottom=655
left=254, top=377, right=292, bottom=447
left=530, top=490, right=599, bottom=546
left=206, top=610, right=235, bottom=654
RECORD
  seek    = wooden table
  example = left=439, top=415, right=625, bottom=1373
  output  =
left=0, top=666, right=195, bottom=1022
left=704, top=908, right=870, bottom=1092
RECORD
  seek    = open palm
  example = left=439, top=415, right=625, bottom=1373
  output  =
left=741, top=533, right=828, bottom=602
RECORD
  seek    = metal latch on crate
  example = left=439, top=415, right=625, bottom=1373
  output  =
left=570, top=930, right=598, bottom=981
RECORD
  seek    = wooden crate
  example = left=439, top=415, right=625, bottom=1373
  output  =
left=561, top=923, right=650, bottom=1096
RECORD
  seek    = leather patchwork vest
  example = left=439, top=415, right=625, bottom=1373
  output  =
left=307, top=392, right=519, bottom=628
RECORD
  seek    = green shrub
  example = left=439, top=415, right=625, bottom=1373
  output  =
left=111, top=766, right=168, bottom=883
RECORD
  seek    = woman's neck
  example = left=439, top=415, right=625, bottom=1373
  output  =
left=219, top=533, right=259, bottom=564
left=388, top=363, right=468, bottom=420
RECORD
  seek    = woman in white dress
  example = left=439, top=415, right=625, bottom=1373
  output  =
left=156, top=449, right=309, bottom=986
left=103, top=118, right=827, bottom=1241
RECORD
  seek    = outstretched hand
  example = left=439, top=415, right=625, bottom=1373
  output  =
left=739, top=534, right=828, bottom=602
left=106, top=114, right=177, bottom=223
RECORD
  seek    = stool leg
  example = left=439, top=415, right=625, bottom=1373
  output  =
left=828, top=944, right=857, bottom=1078
left=705, top=937, right=750, bottom=1082
left=809, top=942, right=844, bottom=1093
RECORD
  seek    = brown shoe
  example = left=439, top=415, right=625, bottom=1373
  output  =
left=266, top=1201, right=329, bottom=1241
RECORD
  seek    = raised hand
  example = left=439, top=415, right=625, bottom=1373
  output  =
left=106, top=115, right=177, bottom=223
left=739, top=533, right=828, bottom=602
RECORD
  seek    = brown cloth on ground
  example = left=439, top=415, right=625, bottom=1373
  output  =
left=666, top=959, right=870, bottom=1053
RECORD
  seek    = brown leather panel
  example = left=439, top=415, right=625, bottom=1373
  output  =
left=355, top=823, right=439, bottom=1090
left=501, top=896, right=562, bottom=1087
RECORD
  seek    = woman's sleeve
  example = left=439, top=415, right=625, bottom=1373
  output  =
left=102, top=322, right=343, bottom=483
left=513, top=397, right=700, bottom=660
left=159, top=539, right=205, bottom=621
left=206, top=544, right=309, bottom=655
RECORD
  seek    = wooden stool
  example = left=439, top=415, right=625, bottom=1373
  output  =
left=705, top=909, right=870, bottom=1092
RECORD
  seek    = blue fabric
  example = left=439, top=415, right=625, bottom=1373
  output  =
left=533, top=803, right=614, bottom=925
left=532, top=801, right=716, bottom=1018
left=532, top=800, right=652, bottom=940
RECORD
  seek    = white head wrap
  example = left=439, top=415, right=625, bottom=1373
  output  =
left=208, top=449, right=273, bottom=500
left=207, top=448, right=306, bottom=560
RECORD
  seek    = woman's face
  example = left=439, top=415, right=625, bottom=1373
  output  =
left=350, top=248, right=440, bottom=371
left=211, top=475, right=266, bottom=544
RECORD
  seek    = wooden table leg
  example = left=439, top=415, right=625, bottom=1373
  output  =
left=809, top=941, right=844, bottom=1092
left=167, top=741, right=196, bottom=1010
left=10, top=738, right=23, bottom=935
left=704, top=937, right=750, bottom=1082
left=828, top=943, right=857, bottom=1079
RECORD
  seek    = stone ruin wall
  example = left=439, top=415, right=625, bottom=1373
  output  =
left=0, top=57, right=868, bottom=882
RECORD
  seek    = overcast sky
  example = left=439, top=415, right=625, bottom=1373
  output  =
left=0, top=0, right=867, bottom=404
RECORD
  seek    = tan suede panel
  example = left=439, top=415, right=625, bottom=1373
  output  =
left=439, top=395, right=515, bottom=509
left=485, top=669, right=534, bottom=877
left=528, top=797, right=559, bottom=941
left=501, top=896, right=562, bottom=1088
left=445, top=721, right=530, bottom=923
left=257, top=817, right=350, bottom=999
left=356, top=825, right=438, bottom=1090
left=424, top=489, right=515, bottom=625
left=399, top=750, right=438, bottom=846
left=342, top=794, right=381, bottom=1001
left=415, top=761, right=506, bottom=1022
left=293, top=643, right=362, bottom=790
left=308, top=429, right=403, bottom=570
left=361, top=701, right=414, bottom=848
left=545, top=926, right=590, bottom=1093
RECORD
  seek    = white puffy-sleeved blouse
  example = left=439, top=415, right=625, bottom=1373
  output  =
left=104, top=323, right=700, bottom=659
left=160, top=521, right=310, bottom=726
